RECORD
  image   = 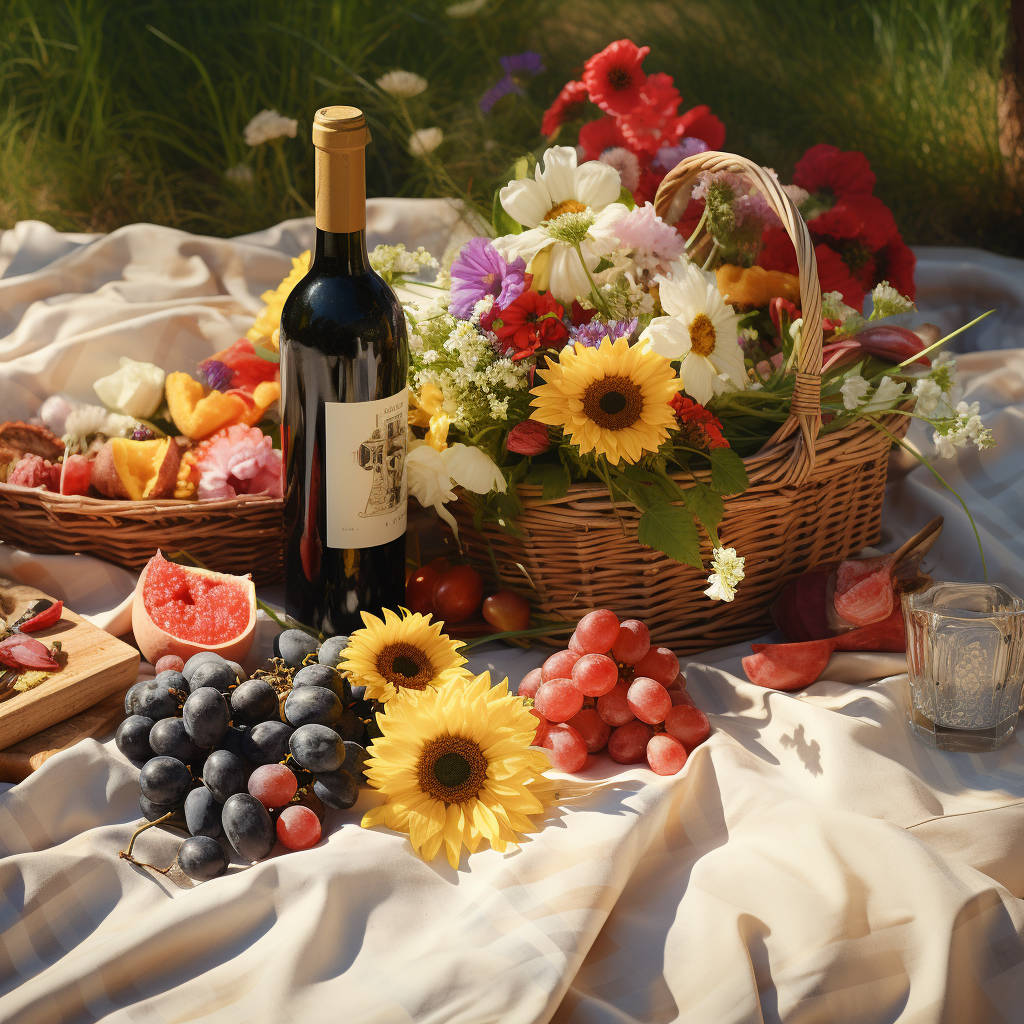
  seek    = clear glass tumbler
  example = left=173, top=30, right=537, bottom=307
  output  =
left=902, top=583, right=1024, bottom=752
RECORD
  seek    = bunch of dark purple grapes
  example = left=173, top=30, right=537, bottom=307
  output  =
left=116, top=630, right=368, bottom=881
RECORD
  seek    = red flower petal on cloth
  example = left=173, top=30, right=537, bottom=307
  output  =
left=582, top=39, right=651, bottom=116
left=808, top=195, right=897, bottom=251
left=676, top=105, right=726, bottom=151
left=506, top=420, right=551, bottom=455
left=541, top=80, right=589, bottom=137
left=578, top=116, right=629, bottom=161
left=793, top=143, right=876, bottom=199
left=874, top=231, right=917, bottom=301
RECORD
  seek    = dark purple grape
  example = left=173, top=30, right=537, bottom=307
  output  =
left=222, top=793, right=274, bottom=862
left=242, top=721, right=294, bottom=765
left=336, top=709, right=366, bottom=743
left=230, top=679, right=280, bottom=725
left=220, top=724, right=250, bottom=759
left=284, top=686, right=343, bottom=729
left=182, top=687, right=230, bottom=748
left=317, top=635, right=349, bottom=669
left=184, top=786, right=223, bottom=838
left=312, top=768, right=358, bottom=810
left=292, top=661, right=344, bottom=695
left=149, top=717, right=203, bottom=764
left=201, top=749, right=248, bottom=804
left=188, top=660, right=237, bottom=694
left=288, top=724, right=344, bottom=773
left=139, top=794, right=181, bottom=822
left=139, top=756, right=191, bottom=805
left=341, top=740, right=368, bottom=782
left=133, top=680, right=181, bottom=720
left=153, top=670, right=189, bottom=694
left=274, top=629, right=319, bottom=668
left=116, top=715, right=155, bottom=764
left=182, top=651, right=227, bottom=682
left=178, top=835, right=227, bottom=881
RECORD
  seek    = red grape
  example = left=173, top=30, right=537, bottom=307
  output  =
left=406, top=566, right=441, bottom=615
left=60, top=453, right=92, bottom=496
left=248, top=764, right=298, bottom=809
left=596, top=681, right=635, bottom=727
left=482, top=590, right=531, bottom=632
left=612, top=619, right=651, bottom=665
left=634, top=645, right=680, bottom=686
left=276, top=804, right=322, bottom=850
left=155, top=654, right=185, bottom=674
left=432, top=565, right=484, bottom=624
left=534, top=679, right=584, bottom=723
left=607, top=721, right=653, bottom=763
left=570, top=653, right=619, bottom=697
left=568, top=631, right=586, bottom=654
left=664, top=705, right=711, bottom=750
left=542, top=649, right=580, bottom=681
left=529, top=708, right=550, bottom=745
left=541, top=723, right=588, bottom=772
left=567, top=707, right=612, bottom=753
left=518, top=667, right=544, bottom=699
left=626, top=676, right=672, bottom=725
left=646, top=734, right=688, bottom=775
left=574, top=609, right=620, bottom=654
left=670, top=687, right=694, bottom=707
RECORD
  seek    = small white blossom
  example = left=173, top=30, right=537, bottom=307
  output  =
left=225, top=164, right=254, bottom=186
left=869, top=281, right=916, bottom=320
left=470, top=294, right=495, bottom=325
left=783, top=183, right=810, bottom=207
left=369, top=243, right=438, bottom=285
left=243, top=109, right=298, bottom=146
left=408, top=127, right=443, bottom=157
left=705, top=547, right=745, bottom=603
left=821, top=290, right=860, bottom=327
left=64, top=404, right=137, bottom=446
left=376, top=70, right=428, bottom=98
left=840, top=374, right=870, bottom=410
left=912, top=377, right=944, bottom=417
left=931, top=399, right=995, bottom=458
left=446, top=0, right=488, bottom=14
left=861, top=375, right=907, bottom=412
left=931, top=350, right=957, bottom=392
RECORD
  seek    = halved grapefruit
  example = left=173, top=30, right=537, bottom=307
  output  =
left=132, top=551, right=257, bottom=665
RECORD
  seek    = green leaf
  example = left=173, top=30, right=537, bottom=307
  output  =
left=253, top=344, right=280, bottom=364
left=529, top=461, right=571, bottom=501
left=681, top=482, right=724, bottom=535
left=617, top=186, right=636, bottom=211
left=710, top=448, right=749, bottom=496
left=635, top=490, right=702, bottom=568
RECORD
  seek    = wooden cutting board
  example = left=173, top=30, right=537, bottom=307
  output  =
left=0, top=580, right=139, bottom=778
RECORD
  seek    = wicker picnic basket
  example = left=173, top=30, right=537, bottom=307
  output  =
left=0, top=488, right=285, bottom=584
left=451, top=151, right=910, bottom=652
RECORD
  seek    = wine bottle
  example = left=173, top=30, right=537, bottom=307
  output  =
left=279, top=105, right=408, bottom=635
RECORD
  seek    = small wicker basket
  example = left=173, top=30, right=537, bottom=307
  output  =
left=452, top=151, right=910, bottom=653
left=0, top=488, right=284, bottom=584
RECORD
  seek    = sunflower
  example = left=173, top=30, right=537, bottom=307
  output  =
left=245, top=250, right=311, bottom=349
left=529, top=336, right=681, bottom=465
left=339, top=608, right=470, bottom=703
left=361, top=672, right=553, bottom=867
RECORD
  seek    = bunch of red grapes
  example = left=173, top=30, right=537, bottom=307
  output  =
left=522, top=609, right=710, bottom=776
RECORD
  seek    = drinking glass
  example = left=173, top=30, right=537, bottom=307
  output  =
left=902, top=583, right=1024, bottom=752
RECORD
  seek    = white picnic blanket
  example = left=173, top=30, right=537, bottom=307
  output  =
left=1, top=205, right=1024, bottom=1023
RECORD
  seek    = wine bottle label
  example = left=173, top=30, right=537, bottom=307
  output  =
left=324, top=389, right=408, bottom=549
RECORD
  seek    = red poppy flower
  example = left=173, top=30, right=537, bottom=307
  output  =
left=807, top=194, right=897, bottom=251
left=639, top=72, right=681, bottom=119
left=506, top=419, right=551, bottom=455
left=874, top=231, right=916, bottom=300
left=676, top=105, right=726, bottom=151
left=482, top=290, right=569, bottom=361
left=793, top=144, right=876, bottom=199
left=583, top=39, right=651, bottom=116
left=757, top=226, right=799, bottom=276
left=670, top=394, right=729, bottom=449
left=578, top=115, right=629, bottom=160
left=542, top=80, right=588, bottom=137
left=813, top=243, right=865, bottom=310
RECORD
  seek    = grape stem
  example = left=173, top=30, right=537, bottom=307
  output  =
left=118, top=811, right=179, bottom=876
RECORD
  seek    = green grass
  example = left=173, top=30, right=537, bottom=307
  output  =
left=1, top=0, right=1020, bottom=254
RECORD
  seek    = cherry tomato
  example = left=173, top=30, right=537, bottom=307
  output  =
left=432, top=565, right=484, bottom=624
left=406, top=566, right=441, bottom=616
left=482, top=590, right=530, bottom=633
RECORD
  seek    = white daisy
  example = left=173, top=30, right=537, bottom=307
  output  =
left=377, top=70, right=428, bottom=98
left=492, top=146, right=625, bottom=305
left=408, top=127, right=443, bottom=157
left=639, top=260, right=746, bottom=405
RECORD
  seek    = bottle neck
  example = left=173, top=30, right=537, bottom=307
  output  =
left=313, top=227, right=370, bottom=274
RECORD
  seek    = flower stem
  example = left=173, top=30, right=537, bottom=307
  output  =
left=574, top=243, right=612, bottom=318
left=684, top=205, right=709, bottom=251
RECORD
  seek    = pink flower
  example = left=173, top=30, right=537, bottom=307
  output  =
left=506, top=420, right=550, bottom=455
left=194, top=424, right=283, bottom=500
left=610, top=202, right=684, bottom=274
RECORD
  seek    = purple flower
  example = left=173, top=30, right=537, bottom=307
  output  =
left=130, top=425, right=156, bottom=441
left=570, top=318, right=639, bottom=348
left=449, top=238, right=527, bottom=320
left=198, top=358, right=233, bottom=392
left=652, top=137, right=709, bottom=173
left=500, top=51, right=544, bottom=75
left=480, top=76, right=522, bottom=113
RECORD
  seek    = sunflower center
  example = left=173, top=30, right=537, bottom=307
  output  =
left=375, top=641, right=435, bottom=691
left=609, top=67, right=632, bottom=90
left=689, top=313, right=717, bottom=357
left=417, top=734, right=488, bottom=804
left=544, top=199, right=587, bottom=221
left=582, top=375, right=643, bottom=431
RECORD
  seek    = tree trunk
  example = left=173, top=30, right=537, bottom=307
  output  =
left=998, top=0, right=1024, bottom=191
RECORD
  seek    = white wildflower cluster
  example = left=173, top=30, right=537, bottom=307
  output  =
left=376, top=70, right=428, bottom=98
left=591, top=271, right=657, bottom=320
left=911, top=350, right=957, bottom=417
left=408, top=127, right=444, bottom=157
left=369, top=244, right=438, bottom=286
left=470, top=294, right=495, bottom=325
left=840, top=374, right=906, bottom=412
left=869, top=281, right=916, bottom=320
left=704, top=547, right=746, bottom=602
left=409, top=313, right=530, bottom=433
left=932, top=400, right=995, bottom=459
left=243, top=110, right=298, bottom=147
left=821, top=290, right=862, bottom=333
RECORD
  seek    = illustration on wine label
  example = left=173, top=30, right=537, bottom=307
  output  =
left=358, top=408, right=406, bottom=519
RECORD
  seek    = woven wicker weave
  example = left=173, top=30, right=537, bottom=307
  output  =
left=451, top=151, right=909, bottom=652
left=0, top=488, right=284, bottom=584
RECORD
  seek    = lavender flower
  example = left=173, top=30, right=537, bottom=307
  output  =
left=500, top=51, right=544, bottom=75
left=652, top=138, right=709, bottom=173
left=480, top=77, right=522, bottom=113
left=480, top=52, right=544, bottom=113
left=130, top=425, right=156, bottom=441
left=199, top=359, right=233, bottom=392
left=570, top=318, right=639, bottom=348
left=449, top=238, right=527, bottom=320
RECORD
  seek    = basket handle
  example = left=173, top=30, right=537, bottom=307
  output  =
left=653, top=151, right=822, bottom=485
